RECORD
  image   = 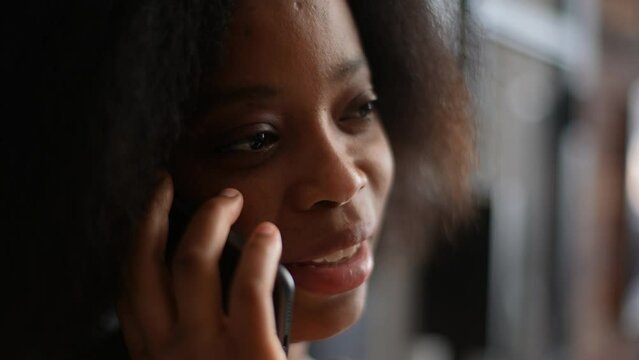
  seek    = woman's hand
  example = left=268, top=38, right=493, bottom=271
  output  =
left=117, top=175, right=287, bottom=359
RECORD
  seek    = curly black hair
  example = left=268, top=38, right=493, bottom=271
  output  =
left=2, top=0, right=473, bottom=358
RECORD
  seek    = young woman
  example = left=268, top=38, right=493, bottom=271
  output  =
left=3, top=0, right=472, bottom=358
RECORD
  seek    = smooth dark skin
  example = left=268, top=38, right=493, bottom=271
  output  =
left=117, top=0, right=394, bottom=358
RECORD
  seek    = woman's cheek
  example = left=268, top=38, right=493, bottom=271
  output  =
left=368, top=129, right=395, bottom=206
left=231, top=179, right=285, bottom=236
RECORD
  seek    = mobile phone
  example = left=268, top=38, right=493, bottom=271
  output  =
left=166, top=196, right=295, bottom=354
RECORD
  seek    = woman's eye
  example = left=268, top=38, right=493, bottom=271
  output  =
left=217, top=131, right=279, bottom=153
left=341, top=98, right=379, bottom=124
left=356, top=100, right=376, bottom=118
left=341, top=99, right=377, bottom=128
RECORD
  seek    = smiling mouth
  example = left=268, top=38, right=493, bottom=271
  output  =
left=308, top=243, right=362, bottom=265
left=283, top=240, right=372, bottom=295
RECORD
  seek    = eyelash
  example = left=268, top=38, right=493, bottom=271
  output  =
left=217, top=131, right=279, bottom=153
left=356, top=100, right=377, bottom=118
left=213, top=96, right=378, bottom=155
left=342, top=98, right=378, bottom=122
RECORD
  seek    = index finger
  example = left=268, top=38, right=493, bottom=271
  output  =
left=170, top=188, right=243, bottom=332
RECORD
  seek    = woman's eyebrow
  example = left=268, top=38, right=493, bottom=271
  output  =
left=210, top=58, right=367, bottom=107
left=212, top=85, right=280, bottom=106
left=330, top=57, right=367, bottom=82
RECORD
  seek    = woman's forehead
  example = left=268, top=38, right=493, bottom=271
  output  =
left=213, top=0, right=366, bottom=89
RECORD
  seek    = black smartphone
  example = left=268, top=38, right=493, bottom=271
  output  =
left=166, top=197, right=295, bottom=354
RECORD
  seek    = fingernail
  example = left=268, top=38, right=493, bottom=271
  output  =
left=255, top=222, right=276, bottom=236
left=219, top=188, right=240, bottom=198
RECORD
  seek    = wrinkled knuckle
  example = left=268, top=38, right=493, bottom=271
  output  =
left=171, top=248, right=211, bottom=275
left=234, top=278, right=266, bottom=306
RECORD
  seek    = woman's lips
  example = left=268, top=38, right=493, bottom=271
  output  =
left=284, top=240, right=373, bottom=295
left=283, top=220, right=375, bottom=263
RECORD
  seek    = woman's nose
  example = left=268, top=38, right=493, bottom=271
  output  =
left=291, top=133, right=368, bottom=211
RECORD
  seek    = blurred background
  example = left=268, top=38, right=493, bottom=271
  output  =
left=311, top=0, right=639, bottom=359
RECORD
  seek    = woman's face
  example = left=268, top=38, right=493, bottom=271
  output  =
left=171, top=0, right=394, bottom=342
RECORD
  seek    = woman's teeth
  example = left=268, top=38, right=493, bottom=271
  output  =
left=311, top=243, right=361, bottom=264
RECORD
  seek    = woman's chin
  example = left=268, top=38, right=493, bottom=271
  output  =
left=289, top=283, right=368, bottom=343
